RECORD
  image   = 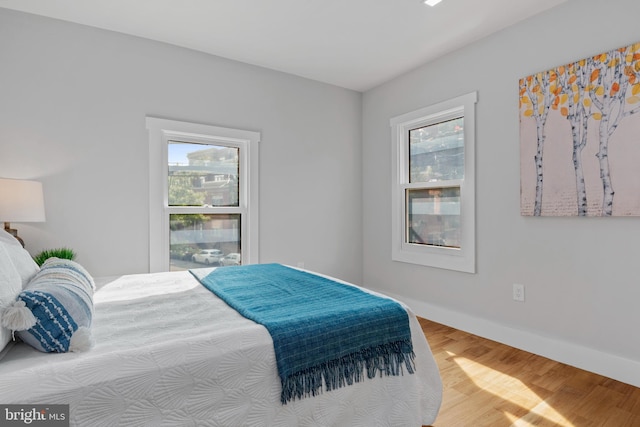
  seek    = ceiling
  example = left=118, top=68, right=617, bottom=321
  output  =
left=0, top=0, right=568, bottom=92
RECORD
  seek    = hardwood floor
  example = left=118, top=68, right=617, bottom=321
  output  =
left=418, top=318, right=640, bottom=426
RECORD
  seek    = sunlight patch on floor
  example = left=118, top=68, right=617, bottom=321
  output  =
left=505, top=412, right=532, bottom=426
left=452, top=355, right=575, bottom=427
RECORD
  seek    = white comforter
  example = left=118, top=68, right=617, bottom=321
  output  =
left=0, top=270, right=442, bottom=426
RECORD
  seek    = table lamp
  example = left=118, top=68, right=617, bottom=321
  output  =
left=0, top=178, right=46, bottom=247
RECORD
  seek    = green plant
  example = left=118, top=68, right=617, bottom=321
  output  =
left=33, top=247, right=77, bottom=267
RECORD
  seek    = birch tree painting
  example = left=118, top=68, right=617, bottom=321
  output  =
left=520, top=42, right=640, bottom=216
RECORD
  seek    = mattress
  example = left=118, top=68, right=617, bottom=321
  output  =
left=0, top=269, right=442, bottom=426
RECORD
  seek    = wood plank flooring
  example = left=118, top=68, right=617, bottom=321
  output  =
left=418, top=318, right=640, bottom=427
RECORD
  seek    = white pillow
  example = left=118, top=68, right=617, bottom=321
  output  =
left=4, top=258, right=95, bottom=353
left=0, top=229, right=39, bottom=288
left=0, top=243, right=23, bottom=352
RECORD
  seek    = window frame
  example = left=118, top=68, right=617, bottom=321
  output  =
left=390, top=92, right=477, bottom=273
left=146, top=117, right=260, bottom=272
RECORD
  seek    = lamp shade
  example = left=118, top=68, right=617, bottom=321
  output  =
left=0, top=178, right=46, bottom=223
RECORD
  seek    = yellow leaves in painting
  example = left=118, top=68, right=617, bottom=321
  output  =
left=520, top=83, right=533, bottom=114
left=627, top=96, right=640, bottom=105
left=624, top=53, right=640, bottom=64
left=625, top=66, right=637, bottom=84
left=593, top=53, right=608, bottom=63
left=521, top=41, right=640, bottom=121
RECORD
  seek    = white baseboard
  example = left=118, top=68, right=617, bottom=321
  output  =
left=381, top=290, right=640, bottom=389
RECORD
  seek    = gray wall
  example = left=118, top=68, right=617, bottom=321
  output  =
left=0, top=8, right=363, bottom=283
left=362, top=0, right=640, bottom=386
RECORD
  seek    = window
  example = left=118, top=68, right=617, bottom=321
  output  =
left=390, top=92, right=477, bottom=273
left=146, top=117, right=259, bottom=272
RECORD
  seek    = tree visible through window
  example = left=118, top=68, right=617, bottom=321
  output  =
left=167, top=142, right=242, bottom=270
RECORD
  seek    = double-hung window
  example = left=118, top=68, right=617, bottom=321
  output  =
left=146, top=117, right=259, bottom=272
left=390, top=92, right=477, bottom=273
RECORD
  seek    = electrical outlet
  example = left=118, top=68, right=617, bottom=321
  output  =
left=513, top=284, right=525, bottom=302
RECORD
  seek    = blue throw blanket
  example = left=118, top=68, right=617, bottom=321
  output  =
left=191, top=263, right=415, bottom=404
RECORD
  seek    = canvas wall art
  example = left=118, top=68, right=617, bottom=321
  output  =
left=520, top=42, right=640, bottom=216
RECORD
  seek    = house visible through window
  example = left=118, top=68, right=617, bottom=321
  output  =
left=168, top=142, right=241, bottom=270
left=391, top=92, right=477, bottom=273
left=146, top=118, right=260, bottom=272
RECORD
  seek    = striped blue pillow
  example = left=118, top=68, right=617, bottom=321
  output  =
left=13, top=258, right=95, bottom=353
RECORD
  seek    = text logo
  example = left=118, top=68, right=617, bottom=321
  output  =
left=0, top=405, right=69, bottom=426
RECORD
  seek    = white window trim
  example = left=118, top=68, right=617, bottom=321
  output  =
left=390, top=92, right=477, bottom=273
left=146, top=117, right=260, bottom=273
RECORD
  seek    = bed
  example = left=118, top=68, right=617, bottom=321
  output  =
left=0, top=235, right=442, bottom=426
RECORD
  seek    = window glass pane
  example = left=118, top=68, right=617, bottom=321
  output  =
left=168, top=142, right=239, bottom=207
left=409, top=117, right=464, bottom=183
left=406, top=187, right=460, bottom=248
left=169, top=213, right=241, bottom=271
